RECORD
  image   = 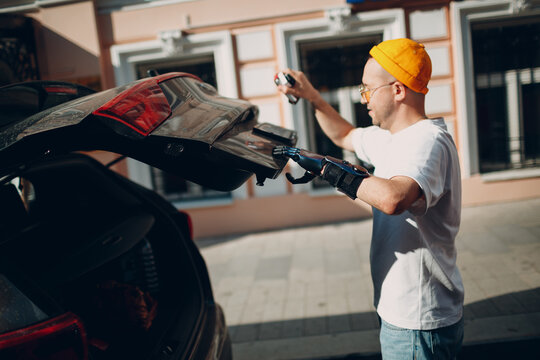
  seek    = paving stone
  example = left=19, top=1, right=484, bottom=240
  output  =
left=283, top=298, right=304, bottom=318
left=226, top=287, right=250, bottom=307
left=461, top=231, right=510, bottom=254
left=467, top=298, right=502, bottom=318
left=223, top=304, right=244, bottom=326
left=262, top=299, right=285, bottom=322
left=255, top=255, right=291, bottom=280
left=518, top=271, right=540, bottom=288
left=513, top=289, right=540, bottom=313
left=258, top=321, right=283, bottom=340
left=286, top=280, right=306, bottom=300
left=231, top=323, right=259, bottom=343
left=350, top=312, right=379, bottom=332
left=226, top=254, right=260, bottom=277
left=281, top=318, right=304, bottom=338
left=491, top=224, right=538, bottom=245
left=240, top=301, right=264, bottom=324
left=304, top=316, right=327, bottom=336
left=328, top=313, right=351, bottom=333
left=325, top=248, right=363, bottom=274
left=491, top=293, right=527, bottom=315
left=327, top=294, right=349, bottom=316
left=245, top=285, right=269, bottom=306
left=198, top=197, right=540, bottom=359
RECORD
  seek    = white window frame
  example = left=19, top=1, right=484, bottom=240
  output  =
left=110, top=30, right=248, bottom=207
left=275, top=7, right=406, bottom=194
left=451, top=0, right=540, bottom=179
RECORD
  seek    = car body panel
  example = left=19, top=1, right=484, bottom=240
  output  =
left=0, top=73, right=295, bottom=190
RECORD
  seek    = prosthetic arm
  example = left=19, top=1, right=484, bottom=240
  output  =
left=273, top=146, right=369, bottom=200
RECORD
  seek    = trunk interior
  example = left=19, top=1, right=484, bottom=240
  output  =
left=0, top=154, right=210, bottom=359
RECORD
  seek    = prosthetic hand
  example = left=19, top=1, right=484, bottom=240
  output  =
left=273, top=146, right=370, bottom=199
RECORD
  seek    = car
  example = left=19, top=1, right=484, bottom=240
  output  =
left=0, top=73, right=296, bottom=360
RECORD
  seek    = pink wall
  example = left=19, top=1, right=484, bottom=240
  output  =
left=462, top=175, right=540, bottom=207
left=99, top=0, right=343, bottom=44
left=186, top=192, right=373, bottom=239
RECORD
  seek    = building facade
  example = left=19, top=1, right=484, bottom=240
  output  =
left=1, top=0, right=539, bottom=238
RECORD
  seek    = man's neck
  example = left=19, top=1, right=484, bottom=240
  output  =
left=388, top=108, right=427, bottom=134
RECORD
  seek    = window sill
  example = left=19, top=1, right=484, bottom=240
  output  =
left=172, top=196, right=233, bottom=210
left=97, top=0, right=197, bottom=13
left=480, top=167, right=540, bottom=183
left=308, top=186, right=342, bottom=198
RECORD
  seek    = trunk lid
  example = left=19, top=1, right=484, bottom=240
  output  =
left=0, top=73, right=296, bottom=190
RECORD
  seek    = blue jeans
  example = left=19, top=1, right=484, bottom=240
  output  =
left=379, top=317, right=464, bottom=360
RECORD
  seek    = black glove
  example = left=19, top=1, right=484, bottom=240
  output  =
left=273, top=146, right=369, bottom=199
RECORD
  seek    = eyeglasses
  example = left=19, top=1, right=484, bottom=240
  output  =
left=358, top=82, right=395, bottom=103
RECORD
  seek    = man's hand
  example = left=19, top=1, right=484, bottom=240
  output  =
left=272, top=146, right=326, bottom=175
left=275, top=69, right=322, bottom=104
left=273, top=146, right=370, bottom=199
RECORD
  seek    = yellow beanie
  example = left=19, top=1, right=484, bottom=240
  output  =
left=369, top=38, right=432, bottom=94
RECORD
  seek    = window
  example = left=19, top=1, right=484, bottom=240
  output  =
left=471, top=17, right=540, bottom=173
left=135, top=56, right=231, bottom=203
left=111, top=30, right=239, bottom=206
left=276, top=7, right=405, bottom=191
left=298, top=35, right=381, bottom=187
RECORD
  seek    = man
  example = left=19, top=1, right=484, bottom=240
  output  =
left=275, top=38, right=464, bottom=359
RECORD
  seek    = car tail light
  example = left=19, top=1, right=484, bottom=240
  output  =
left=0, top=312, right=88, bottom=360
left=181, top=210, right=194, bottom=240
left=43, top=85, right=78, bottom=95
left=93, top=72, right=201, bottom=136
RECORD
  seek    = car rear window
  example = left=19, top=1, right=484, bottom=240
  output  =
left=0, top=274, right=48, bottom=333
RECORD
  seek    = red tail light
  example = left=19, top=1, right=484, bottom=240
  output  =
left=0, top=312, right=88, bottom=360
left=182, top=210, right=194, bottom=240
left=43, top=86, right=78, bottom=94
left=93, top=72, right=201, bottom=136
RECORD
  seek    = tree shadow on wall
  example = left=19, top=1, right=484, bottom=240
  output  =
left=34, top=23, right=100, bottom=85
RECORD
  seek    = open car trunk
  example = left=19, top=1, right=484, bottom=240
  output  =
left=0, top=73, right=296, bottom=359
left=0, top=154, right=222, bottom=359
left=0, top=74, right=296, bottom=191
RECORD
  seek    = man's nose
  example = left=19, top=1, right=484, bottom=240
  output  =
left=360, top=96, right=368, bottom=105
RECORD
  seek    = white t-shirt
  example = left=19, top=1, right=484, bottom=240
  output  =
left=350, top=118, right=464, bottom=330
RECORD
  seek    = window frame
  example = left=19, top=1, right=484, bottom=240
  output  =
left=275, top=7, right=406, bottom=194
left=451, top=0, right=540, bottom=179
left=110, top=30, right=247, bottom=208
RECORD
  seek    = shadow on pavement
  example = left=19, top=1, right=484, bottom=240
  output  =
left=229, top=288, right=540, bottom=359
left=321, top=337, right=540, bottom=360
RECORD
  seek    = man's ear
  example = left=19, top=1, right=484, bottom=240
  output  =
left=394, top=82, right=407, bottom=101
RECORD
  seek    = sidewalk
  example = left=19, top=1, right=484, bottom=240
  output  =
left=198, top=198, right=540, bottom=360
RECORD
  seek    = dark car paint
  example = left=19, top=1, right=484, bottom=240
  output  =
left=0, top=74, right=293, bottom=190
left=0, top=81, right=96, bottom=129
left=0, top=74, right=296, bottom=359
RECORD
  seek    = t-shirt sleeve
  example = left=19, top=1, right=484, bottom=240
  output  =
left=350, top=126, right=391, bottom=167
left=389, top=132, right=448, bottom=215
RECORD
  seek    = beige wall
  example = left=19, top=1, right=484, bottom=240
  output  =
left=100, top=0, right=342, bottom=44
left=186, top=192, right=372, bottom=239
left=462, top=176, right=540, bottom=207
